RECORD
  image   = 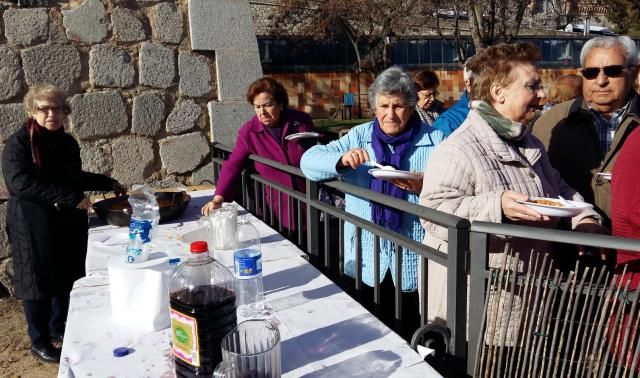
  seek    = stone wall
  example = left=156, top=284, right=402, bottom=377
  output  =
left=0, top=0, right=262, bottom=294
left=0, top=0, right=201, bottom=188
left=0, top=0, right=261, bottom=191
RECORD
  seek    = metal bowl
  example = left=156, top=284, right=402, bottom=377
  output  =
left=92, top=191, right=191, bottom=227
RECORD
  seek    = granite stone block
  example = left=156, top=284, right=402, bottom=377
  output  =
left=139, top=42, right=176, bottom=89
left=111, top=136, right=154, bottom=185
left=132, top=92, right=165, bottom=136
left=0, top=103, right=26, bottom=142
left=151, top=2, right=183, bottom=44
left=215, top=50, right=262, bottom=101
left=0, top=47, right=22, bottom=101
left=189, top=0, right=258, bottom=51
left=21, top=44, right=81, bottom=94
left=159, top=132, right=209, bottom=174
left=89, top=44, right=135, bottom=88
left=166, top=99, right=200, bottom=134
left=62, top=0, right=109, bottom=43
left=3, top=8, right=48, bottom=46
left=178, top=51, right=211, bottom=98
left=69, top=91, right=128, bottom=139
left=112, top=6, right=147, bottom=42
left=80, top=142, right=112, bottom=175
left=191, top=161, right=214, bottom=186
left=207, top=100, right=254, bottom=147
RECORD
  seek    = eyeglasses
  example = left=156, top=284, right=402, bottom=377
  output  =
left=36, top=106, right=65, bottom=114
left=580, top=65, right=630, bottom=80
left=419, top=90, right=438, bottom=99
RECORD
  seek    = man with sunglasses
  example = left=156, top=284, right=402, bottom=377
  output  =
left=534, top=36, right=640, bottom=227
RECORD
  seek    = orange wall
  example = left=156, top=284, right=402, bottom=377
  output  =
left=269, top=68, right=581, bottom=119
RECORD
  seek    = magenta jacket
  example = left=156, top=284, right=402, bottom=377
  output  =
left=215, top=109, right=315, bottom=229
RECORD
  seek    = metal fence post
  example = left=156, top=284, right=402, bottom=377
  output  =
left=467, top=230, right=488, bottom=376
left=447, top=222, right=470, bottom=360
left=305, top=179, right=320, bottom=257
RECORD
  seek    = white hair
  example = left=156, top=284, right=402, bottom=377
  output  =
left=368, top=66, right=417, bottom=109
left=580, top=36, right=639, bottom=67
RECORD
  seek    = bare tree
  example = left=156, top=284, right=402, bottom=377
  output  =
left=418, top=0, right=530, bottom=60
left=269, top=0, right=421, bottom=75
left=466, top=0, right=530, bottom=51
left=608, top=0, right=640, bottom=35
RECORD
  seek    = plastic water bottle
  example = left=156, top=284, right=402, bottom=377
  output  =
left=233, top=216, right=272, bottom=318
left=125, top=234, right=149, bottom=263
left=128, top=184, right=160, bottom=243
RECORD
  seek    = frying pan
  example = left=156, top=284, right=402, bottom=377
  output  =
left=92, top=191, right=191, bottom=227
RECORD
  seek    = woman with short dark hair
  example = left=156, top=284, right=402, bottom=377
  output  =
left=201, top=77, right=316, bottom=231
left=413, top=69, right=444, bottom=126
left=3, top=84, right=125, bottom=363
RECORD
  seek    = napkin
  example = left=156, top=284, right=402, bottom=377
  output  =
left=107, top=253, right=171, bottom=332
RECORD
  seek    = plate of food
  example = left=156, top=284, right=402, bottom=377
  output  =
left=597, top=172, right=612, bottom=181
left=285, top=131, right=321, bottom=141
left=368, top=169, right=423, bottom=180
left=516, top=196, right=593, bottom=217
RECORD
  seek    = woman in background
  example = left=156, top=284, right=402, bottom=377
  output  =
left=414, top=69, right=444, bottom=126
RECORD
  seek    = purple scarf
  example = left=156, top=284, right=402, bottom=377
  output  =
left=370, top=114, right=420, bottom=233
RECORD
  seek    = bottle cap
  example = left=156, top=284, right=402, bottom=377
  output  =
left=113, top=347, right=130, bottom=357
left=190, top=241, right=208, bottom=254
left=168, top=258, right=181, bottom=265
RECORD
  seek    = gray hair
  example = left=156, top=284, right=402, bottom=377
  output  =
left=580, top=36, right=639, bottom=67
left=368, top=66, right=417, bottom=109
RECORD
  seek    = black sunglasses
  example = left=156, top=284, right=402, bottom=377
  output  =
left=581, top=65, right=629, bottom=80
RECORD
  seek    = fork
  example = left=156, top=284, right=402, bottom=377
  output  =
left=557, top=195, right=576, bottom=208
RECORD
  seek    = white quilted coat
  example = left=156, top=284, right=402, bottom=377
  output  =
left=419, top=110, right=600, bottom=344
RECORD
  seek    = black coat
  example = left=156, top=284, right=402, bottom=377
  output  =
left=2, top=125, right=115, bottom=300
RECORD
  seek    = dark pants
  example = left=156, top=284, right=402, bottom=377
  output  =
left=22, top=295, right=69, bottom=348
left=346, top=271, right=421, bottom=342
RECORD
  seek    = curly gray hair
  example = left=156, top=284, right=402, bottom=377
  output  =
left=367, top=66, right=417, bottom=109
left=580, top=36, right=639, bottom=67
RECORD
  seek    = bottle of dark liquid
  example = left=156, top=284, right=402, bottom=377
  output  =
left=169, top=241, right=237, bottom=377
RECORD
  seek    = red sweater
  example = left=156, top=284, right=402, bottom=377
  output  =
left=611, top=127, right=640, bottom=289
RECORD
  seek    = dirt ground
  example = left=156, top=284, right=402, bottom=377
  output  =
left=0, top=295, right=59, bottom=377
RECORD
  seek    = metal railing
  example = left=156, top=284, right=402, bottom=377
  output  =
left=210, top=143, right=640, bottom=376
left=211, top=143, right=470, bottom=364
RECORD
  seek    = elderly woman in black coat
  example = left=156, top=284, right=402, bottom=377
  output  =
left=2, top=85, right=125, bottom=363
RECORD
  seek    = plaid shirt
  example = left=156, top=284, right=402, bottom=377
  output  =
left=589, top=101, right=631, bottom=158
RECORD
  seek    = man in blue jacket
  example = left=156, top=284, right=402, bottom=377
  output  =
left=432, top=59, right=477, bottom=137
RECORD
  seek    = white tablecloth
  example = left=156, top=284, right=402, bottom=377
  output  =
left=57, top=190, right=440, bottom=377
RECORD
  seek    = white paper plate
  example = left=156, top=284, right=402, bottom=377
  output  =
left=597, top=172, right=612, bottom=181
left=516, top=196, right=593, bottom=217
left=285, top=132, right=320, bottom=141
left=368, top=169, right=423, bottom=180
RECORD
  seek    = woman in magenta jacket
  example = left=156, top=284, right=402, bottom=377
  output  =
left=201, top=77, right=316, bottom=230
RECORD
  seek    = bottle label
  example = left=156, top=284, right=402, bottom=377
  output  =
left=234, top=250, right=263, bottom=280
left=129, top=219, right=152, bottom=243
left=125, top=245, right=143, bottom=263
left=170, top=308, right=200, bottom=367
